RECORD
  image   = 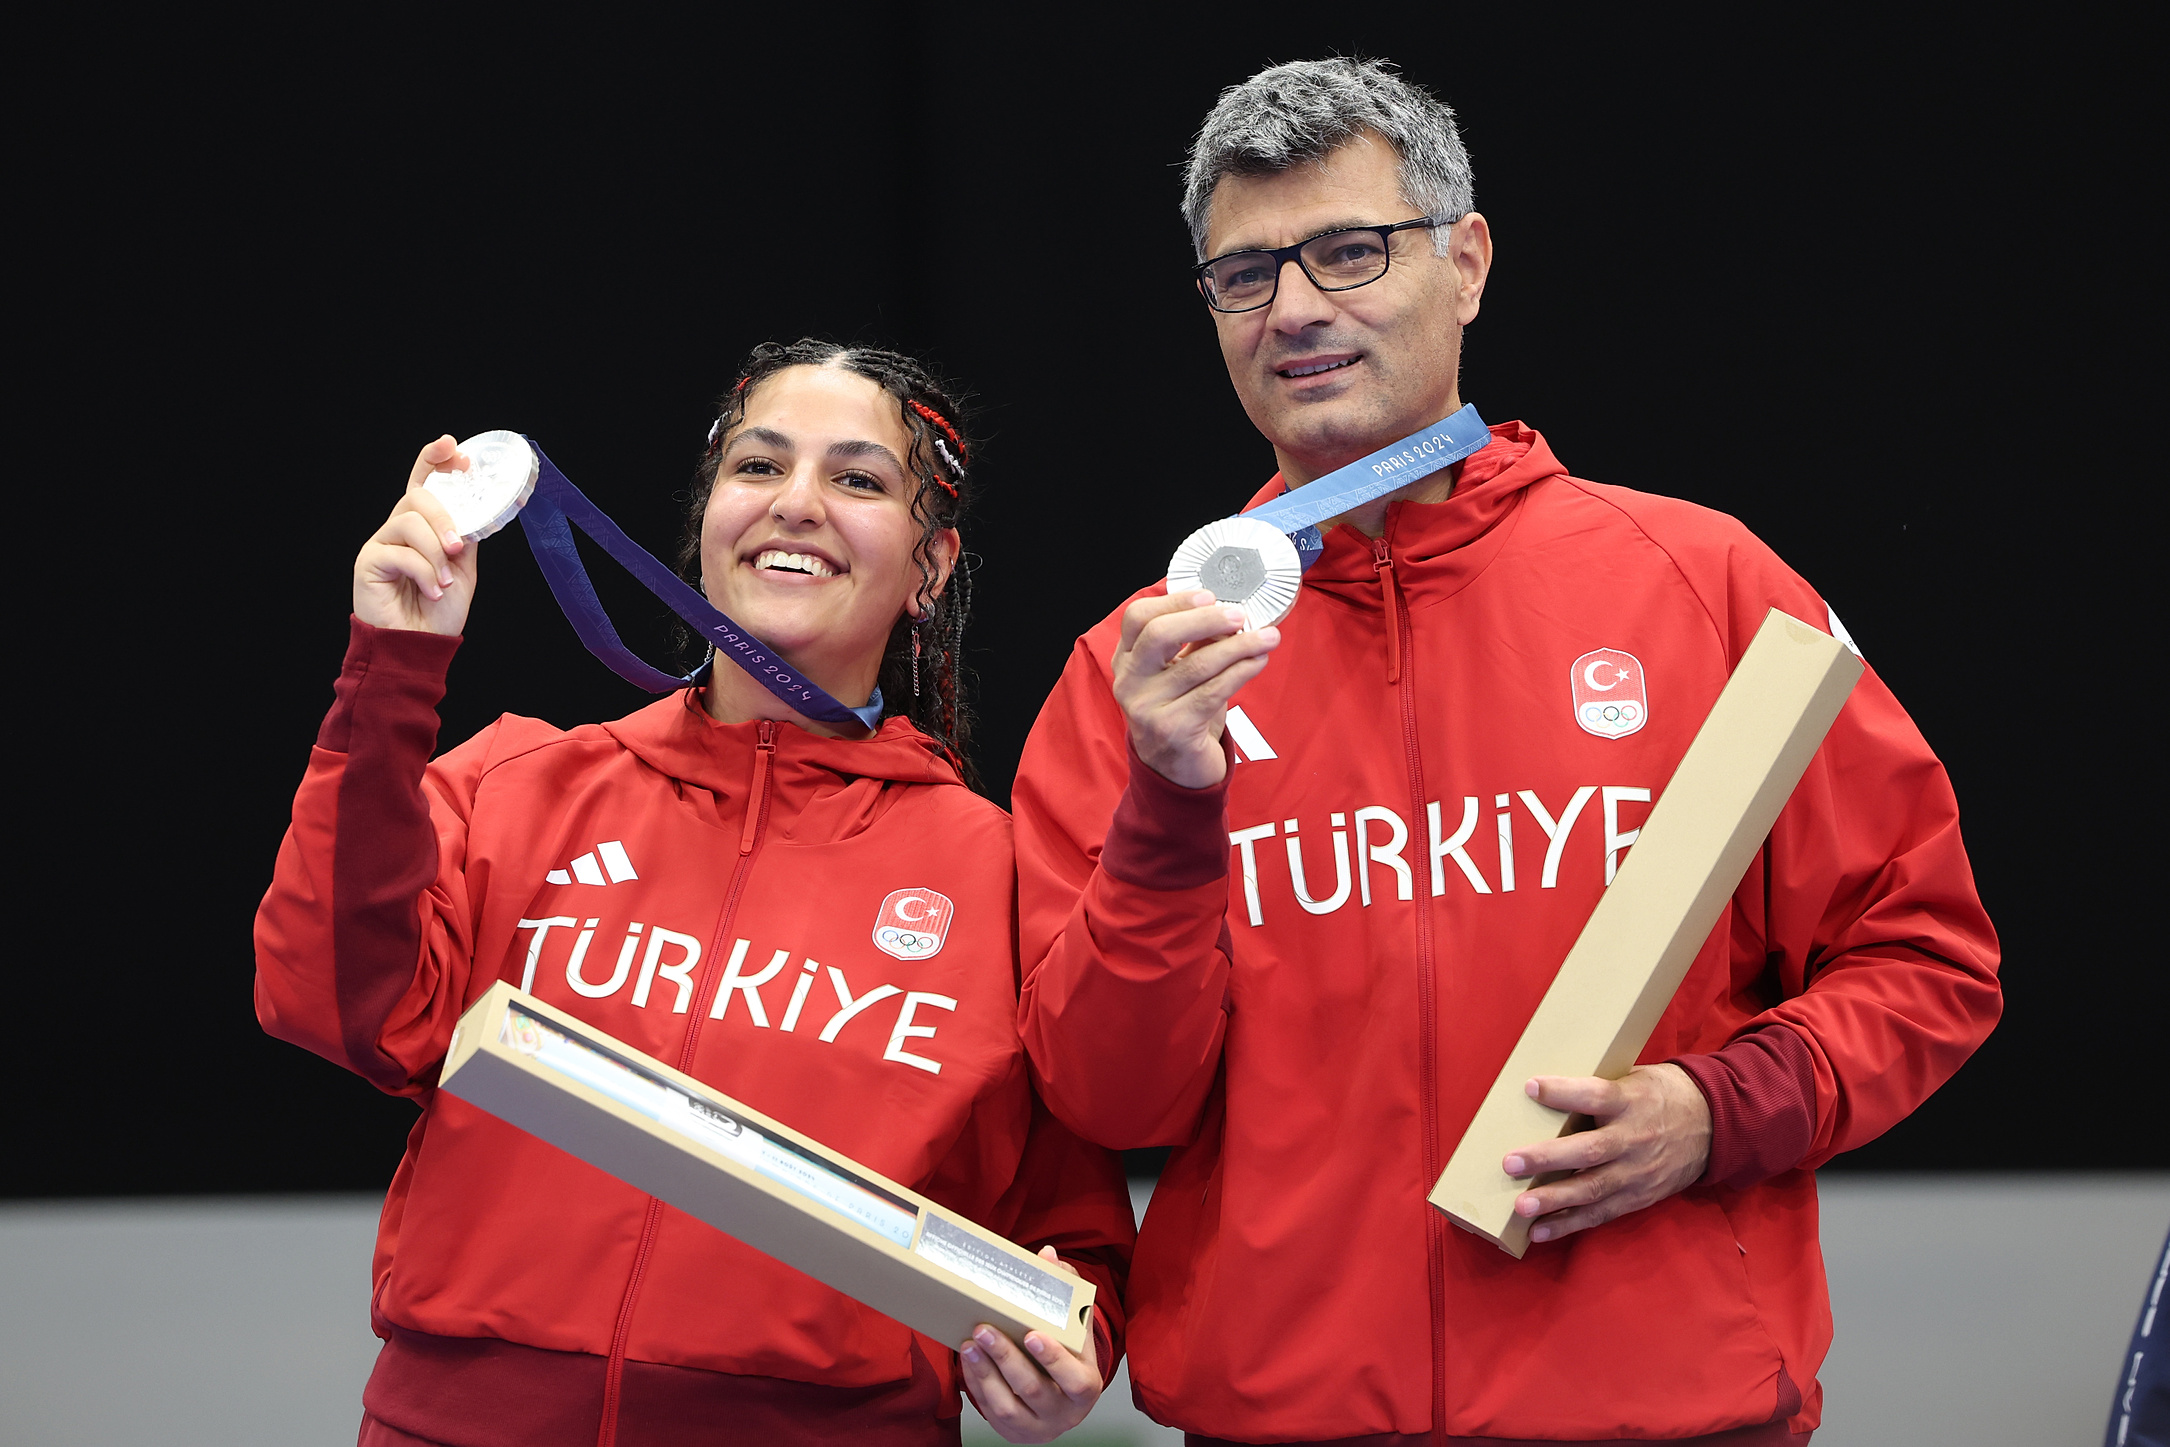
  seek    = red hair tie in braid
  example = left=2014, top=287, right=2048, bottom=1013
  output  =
left=707, top=375, right=756, bottom=451
left=906, top=399, right=966, bottom=497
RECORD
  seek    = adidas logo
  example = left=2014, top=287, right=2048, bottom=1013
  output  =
left=1227, top=705, right=1277, bottom=764
left=546, top=841, right=639, bottom=887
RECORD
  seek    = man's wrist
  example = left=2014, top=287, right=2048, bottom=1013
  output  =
left=1128, top=731, right=1227, bottom=791
left=1101, top=737, right=1234, bottom=890
left=1670, top=1025, right=1817, bottom=1189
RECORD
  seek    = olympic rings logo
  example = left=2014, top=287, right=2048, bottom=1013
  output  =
left=1582, top=701, right=1643, bottom=725
left=876, top=926, right=940, bottom=957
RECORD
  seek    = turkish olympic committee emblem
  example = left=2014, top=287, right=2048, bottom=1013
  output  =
left=872, top=888, right=955, bottom=962
left=1570, top=648, right=1649, bottom=739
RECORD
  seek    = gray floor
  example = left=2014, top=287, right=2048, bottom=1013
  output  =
left=3, top=1176, right=2162, bottom=1447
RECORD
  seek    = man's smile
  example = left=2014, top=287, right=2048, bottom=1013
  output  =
left=1276, top=353, right=1363, bottom=380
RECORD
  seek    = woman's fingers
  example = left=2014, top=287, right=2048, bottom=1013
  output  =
left=1019, top=1330, right=1101, bottom=1401
left=353, top=439, right=484, bottom=635
left=373, top=509, right=456, bottom=589
left=975, top=1326, right=1059, bottom=1409
left=958, top=1334, right=1017, bottom=1407
left=1022, top=1248, right=1101, bottom=1397
left=405, top=434, right=462, bottom=489
left=399, top=440, right=470, bottom=559
left=960, top=1328, right=1037, bottom=1435
left=959, top=1316, right=1100, bottom=1442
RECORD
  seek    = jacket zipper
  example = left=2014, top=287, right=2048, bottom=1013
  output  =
left=1378, top=529, right=1448, bottom=1444
left=1374, top=540, right=1403, bottom=685
left=595, top=720, right=778, bottom=1447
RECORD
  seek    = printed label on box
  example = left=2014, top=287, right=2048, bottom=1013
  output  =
left=912, top=1213, right=1073, bottom=1327
left=503, top=1006, right=919, bottom=1246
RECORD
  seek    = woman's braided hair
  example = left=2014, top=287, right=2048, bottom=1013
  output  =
left=677, top=339, right=982, bottom=791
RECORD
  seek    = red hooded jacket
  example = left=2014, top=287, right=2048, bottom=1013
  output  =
left=1013, top=423, right=1999, bottom=1442
left=257, top=621, right=1133, bottom=1447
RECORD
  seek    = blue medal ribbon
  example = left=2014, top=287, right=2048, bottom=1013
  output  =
left=517, top=442, right=885, bottom=732
left=1242, top=403, right=1491, bottom=568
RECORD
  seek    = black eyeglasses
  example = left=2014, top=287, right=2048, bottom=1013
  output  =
left=1194, top=216, right=1448, bottom=314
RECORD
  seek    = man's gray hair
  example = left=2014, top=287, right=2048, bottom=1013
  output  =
left=1182, top=58, right=1473, bottom=260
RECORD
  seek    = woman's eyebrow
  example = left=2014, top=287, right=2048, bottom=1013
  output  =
left=826, top=438, right=904, bottom=472
left=728, top=426, right=796, bottom=454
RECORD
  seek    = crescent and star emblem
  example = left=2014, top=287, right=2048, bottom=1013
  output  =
left=893, top=895, right=933, bottom=922
left=1582, top=660, right=1633, bottom=691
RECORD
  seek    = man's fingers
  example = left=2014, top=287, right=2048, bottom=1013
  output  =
left=1119, top=590, right=1219, bottom=656
left=1526, top=1194, right=1630, bottom=1244
left=1515, top=1160, right=1628, bottom=1218
left=1129, top=629, right=1277, bottom=713
left=1184, top=650, right=1274, bottom=714
left=1504, top=1121, right=1620, bottom=1179
left=1525, top=1074, right=1627, bottom=1118
left=1124, top=601, right=1251, bottom=677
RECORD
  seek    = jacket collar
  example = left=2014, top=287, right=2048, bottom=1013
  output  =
left=599, top=693, right=964, bottom=800
left=1240, top=421, right=1564, bottom=610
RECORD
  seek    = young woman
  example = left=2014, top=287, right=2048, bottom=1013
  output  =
left=255, top=341, right=1133, bottom=1447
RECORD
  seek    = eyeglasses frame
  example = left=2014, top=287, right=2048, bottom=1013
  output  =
left=1193, top=215, right=1452, bottom=314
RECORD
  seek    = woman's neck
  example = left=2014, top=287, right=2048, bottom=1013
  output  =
left=701, top=653, right=874, bottom=739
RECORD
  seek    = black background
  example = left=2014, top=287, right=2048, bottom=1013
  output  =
left=14, top=11, right=2155, bottom=1196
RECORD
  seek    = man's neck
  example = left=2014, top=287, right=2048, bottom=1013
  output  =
left=1274, top=393, right=1464, bottom=539
left=1317, top=466, right=1460, bottom=539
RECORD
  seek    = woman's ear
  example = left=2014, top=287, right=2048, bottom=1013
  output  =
left=911, top=527, right=963, bottom=617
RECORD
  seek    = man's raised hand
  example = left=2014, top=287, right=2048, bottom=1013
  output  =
left=1113, top=591, right=1281, bottom=789
left=1503, top=1063, right=1713, bottom=1244
left=353, top=436, right=478, bottom=636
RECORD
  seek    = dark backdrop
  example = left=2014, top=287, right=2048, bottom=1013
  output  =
left=14, top=12, right=2154, bottom=1196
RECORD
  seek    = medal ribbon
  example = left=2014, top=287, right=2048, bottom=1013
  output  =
left=517, top=442, right=885, bottom=731
left=1241, top=403, right=1491, bottom=567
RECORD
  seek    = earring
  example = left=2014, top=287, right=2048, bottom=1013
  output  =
left=911, top=622, right=923, bottom=697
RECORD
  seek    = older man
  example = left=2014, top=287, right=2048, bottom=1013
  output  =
left=1013, top=58, right=2001, bottom=1445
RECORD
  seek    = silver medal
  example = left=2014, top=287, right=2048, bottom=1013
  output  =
left=423, top=430, right=539, bottom=541
left=1166, top=515, right=1303, bottom=631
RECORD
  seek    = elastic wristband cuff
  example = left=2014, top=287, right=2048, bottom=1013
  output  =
left=1100, top=739, right=1233, bottom=891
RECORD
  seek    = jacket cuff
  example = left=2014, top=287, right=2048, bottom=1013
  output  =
left=317, top=616, right=462, bottom=753
left=1099, top=738, right=1233, bottom=891
left=1671, top=1024, right=1817, bottom=1190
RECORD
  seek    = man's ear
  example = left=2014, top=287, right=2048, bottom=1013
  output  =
left=1452, top=212, right=1493, bottom=326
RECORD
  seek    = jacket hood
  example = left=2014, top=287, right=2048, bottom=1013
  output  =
left=1241, top=420, right=1566, bottom=611
left=600, top=692, right=967, bottom=800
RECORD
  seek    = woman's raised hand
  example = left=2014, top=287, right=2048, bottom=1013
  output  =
left=353, top=436, right=478, bottom=635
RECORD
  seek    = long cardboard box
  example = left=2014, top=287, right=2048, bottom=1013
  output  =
left=1429, top=609, right=1862, bottom=1256
left=440, top=981, right=1096, bottom=1354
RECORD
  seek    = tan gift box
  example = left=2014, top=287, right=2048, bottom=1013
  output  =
left=1429, top=608, right=1863, bottom=1256
left=440, top=981, right=1096, bottom=1355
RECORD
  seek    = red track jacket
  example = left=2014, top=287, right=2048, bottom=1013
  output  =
left=258, top=621, right=1133, bottom=1447
left=1014, top=423, right=1999, bottom=1442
